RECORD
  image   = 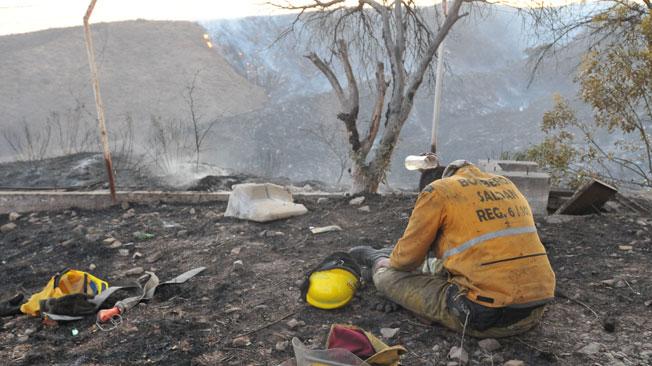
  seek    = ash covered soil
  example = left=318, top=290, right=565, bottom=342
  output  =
left=1, top=195, right=651, bottom=366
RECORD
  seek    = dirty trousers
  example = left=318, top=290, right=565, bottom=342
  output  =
left=372, top=265, right=545, bottom=338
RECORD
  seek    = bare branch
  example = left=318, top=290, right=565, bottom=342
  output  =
left=304, top=52, right=346, bottom=104
left=403, top=0, right=466, bottom=109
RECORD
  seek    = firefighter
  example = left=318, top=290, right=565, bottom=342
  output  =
left=350, top=160, right=556, bottom=338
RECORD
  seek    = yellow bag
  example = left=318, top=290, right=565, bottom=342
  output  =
left=20, top=269, right=108, bottom=317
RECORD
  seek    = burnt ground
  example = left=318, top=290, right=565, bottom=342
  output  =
left=1, top=194, right=651, bottom=366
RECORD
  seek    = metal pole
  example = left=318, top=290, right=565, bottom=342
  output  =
left=83, top=0, right=117, bottom=202
left=430, top=0, right=447, bottom=153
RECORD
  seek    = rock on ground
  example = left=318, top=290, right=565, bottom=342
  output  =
left=578, top=342, right=602, bottom=355
left=478, top=338, right=501, bottom=352
left=1, top=223, right=17, bottom=233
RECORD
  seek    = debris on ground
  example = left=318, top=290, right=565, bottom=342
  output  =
left=0, top=222, right=17, bottom=233
left=225, top=183, right=308, bottom=222
left=1, top=194, right=651, bottom=365
left=555, top=179, right=617, bottom=215
left=349, top=196, right=366, bottom=206
left=478, top=338, right=501, bottom=352
left=310, top=225, right=343, bottom=234
left=449, top=345, right=469, bottom=365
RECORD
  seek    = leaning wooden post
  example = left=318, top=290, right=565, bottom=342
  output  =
left=83, top=0, right=117, bottom=202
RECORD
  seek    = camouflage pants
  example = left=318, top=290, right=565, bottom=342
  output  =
left=372, top=262, right=545, bottom=338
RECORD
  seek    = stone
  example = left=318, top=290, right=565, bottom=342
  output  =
left=121, top=201, right=130, bottom=210
left=204, top=211, right=223, bottom=220
left=147, top=251, right=162, bottom=263
left=85, top=233, right=101, bottom=242
left=231, top=247, right=242, bottom=256
left=601, top=279, right=617, bottom=286
left=24, top=327, right=36, bottom=336
left=225, top=183, right=308, bottom=222
left=109, top=241, right=123, bottom=249
left=544, top=215, right=576, bottom=224
left=125, top=267, right=144, bottom=276
left=448, top=346, right=469, bottom=365
left=72, top=225, right=86, bottom=235
left=8, top=212, right=21, bottom=221
left=1, top=223, right=17, bottom=233
left=118, top=249, right=130, bottom=256
left=432, top=344, right=441, bottom=352
left=88, top=263, right=97, bottom=271
left=619, top=245, right=633, bottom=251
left=122, top=209, right=136, bottom=219
left=478, top=338, right=501, bottom=352
left=275, top=341, right=289, bottom=352
left=286, top=318, right=304, bottom=330
left=380, top=327, right=399, bottom=339
left=103, top=237, right=116, bottom=244
left=578, top=342, right=602, bottom=355
left=232, top=336, right=250, bottom=347
left=645, top=300, right=652, bottom=307
left=358, top=205, right=371, bottom=212
left=349, top=196, right=365, bottom=205
left=233, top=260, right=244, bottom=272
left=317, top=197, right=329, bottom=204
left=503, top=360, right=525, bottom=366
left=189, top=208, right=196, bottom=215
left=177, top=230, right=188, bottom=237
left=132, top=252, right=143, bottom=260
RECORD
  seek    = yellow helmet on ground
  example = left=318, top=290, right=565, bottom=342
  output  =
left=301, top=252, right=361, bottom=310
left=306, top=268, right=359, bottom=309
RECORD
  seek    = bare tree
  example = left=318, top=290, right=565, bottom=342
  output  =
left=2, top=119, right=52, bottom=162
left=277, top=0, right=472, bottom=193
left=184, top=70, right=220, bottom=172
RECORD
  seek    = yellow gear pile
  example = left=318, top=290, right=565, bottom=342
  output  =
left=20, top=269, right=108, bottom=317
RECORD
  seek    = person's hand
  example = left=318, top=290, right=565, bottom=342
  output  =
left=370, top=297, right=401, bottom=313
left=419, top=152, right=440, bottom=164
left=374, top=257, right=390, bottom=271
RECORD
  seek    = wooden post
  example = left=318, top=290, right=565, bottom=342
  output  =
left=83, top=0, right=117, bottom=202
left=430, top=0, right=448, bottom=153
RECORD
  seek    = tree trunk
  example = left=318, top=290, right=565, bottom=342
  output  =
left=350, top=160, right=381, bottom=193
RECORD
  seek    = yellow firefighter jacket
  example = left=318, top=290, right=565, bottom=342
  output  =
left=390, top=165, right=555, bottom=308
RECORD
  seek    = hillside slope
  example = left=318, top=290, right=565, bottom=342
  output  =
left=0, top=20, right=266, bottom=158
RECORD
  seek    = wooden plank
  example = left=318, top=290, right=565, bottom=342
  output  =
left=555, top=179, right=617, bottom=215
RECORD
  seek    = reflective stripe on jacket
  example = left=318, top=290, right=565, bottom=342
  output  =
left=390, top=165, right=556, bottom=308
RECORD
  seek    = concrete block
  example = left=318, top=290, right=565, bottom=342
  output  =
left=224, top=183, right=307, bottom=222
left=501, top=171, right=550, bottom=216
left=477, top=160, right=550, bottom=216
left=477, top=159, right=539, bottom=173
